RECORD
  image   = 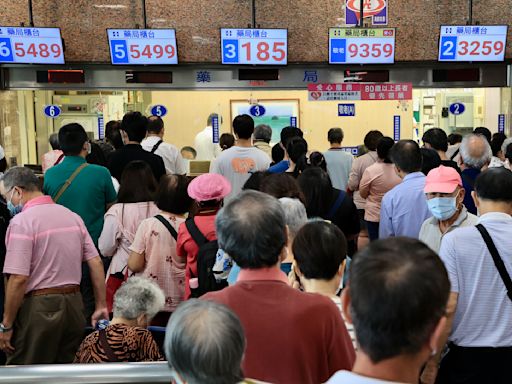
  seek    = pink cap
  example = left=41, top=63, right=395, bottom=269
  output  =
left=188, top=173, right=232, bottom=202
left=424, top=166, right=462, bottom=194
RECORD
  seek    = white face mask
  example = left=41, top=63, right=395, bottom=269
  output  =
left=87, top=142, right=92, bottom=155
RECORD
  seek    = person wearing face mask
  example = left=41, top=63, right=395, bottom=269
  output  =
left=44, top=123, right=117, bottom=321
left=419, top=166, right=478, bottom=254
left=74, top=277, right=164, bottom=363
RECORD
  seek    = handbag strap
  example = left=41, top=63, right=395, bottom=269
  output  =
left=326, top=190, right=346, bottom=220
left=476, top=224, right=512, bottom=303
left=150, top=140, right=163, bottom=154
left=98, top=328, right=120, bottom=362
left=53, top=153, right=65, bottom=166
left=154, top=214, right=178, bottom=241
left=54, top=163, right=89, bottom=203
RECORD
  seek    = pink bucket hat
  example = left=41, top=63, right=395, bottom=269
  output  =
left=187, top=173, right=232, bottom=201
left=424, top=166, right=462, bottom=194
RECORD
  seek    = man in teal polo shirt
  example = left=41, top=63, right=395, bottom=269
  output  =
left=44, top=123, right=117, bottom=319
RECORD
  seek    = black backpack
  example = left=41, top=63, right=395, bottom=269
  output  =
left=185, top=218, right=228, bottom=297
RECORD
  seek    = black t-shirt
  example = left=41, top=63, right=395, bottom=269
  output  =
left=108, top=144, right=166, bottom=182
left=323, top=188, right=361, bottom=257
left=440, top=159, right=461, bottom=174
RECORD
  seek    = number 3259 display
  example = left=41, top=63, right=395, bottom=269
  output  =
left=440, top=37, right=505, bottom=61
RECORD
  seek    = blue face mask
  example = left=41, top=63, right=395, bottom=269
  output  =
left=427, top=197, right=457, bottom=221
left=7, top=189, right=23, bottom=217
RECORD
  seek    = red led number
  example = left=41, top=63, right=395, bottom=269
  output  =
left=458, top=40, right=505, bottom=56
left=129, top=44, right=175, bottom=60
left=348, top=43, right=393, bottom=58
left=241, top=42, right=286, bottom=62
left=14, top=43, right=62, bottom=58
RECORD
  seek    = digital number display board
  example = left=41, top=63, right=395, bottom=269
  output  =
left=108, top=29, right=178, bottom=65
left=0, top=27, right=64, bottom=64
left=439, top=25, right=507, bottom=62
left=221, top=28, right=287, bottom=65
left=329, top=28, right=395, bottom=64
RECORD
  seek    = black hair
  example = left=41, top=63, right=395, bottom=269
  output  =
left=271, top=143, right=285, bottom=164
left=260, top=173, right=305, bottom=204
left=121, top=112, right=148, bottom=143
left=105, top=120, right=124, bottom=150
left=376, top=137, right=394, bottom=164
left=491, top=133, right=507, bottom=157
left=286, top=137, right=308, bottom=177
left=309, top=151, right=327, bottom=171
left=117, top=161, right=158, bottom=203
left=49, top=133, right=60, bottom=150
left=147, top=116, right=164, bottom=134
left=220, top=133, right=235, bottom=150
left=506, top=143, right=512, bottom=164
left=280, top=126, right=304, bottom=147
left=350, top=237, right=450, bottom=363
left=390, top=140, right=422, bottom=174
left=474, top=167, right=512, bottom=203
left=86, top=142, right=107, bottom=167
left=474, top=127, right=492, bottom=144
left=293, top=221, right=347, bottom=280
left=422, top=128, right=449, bottom=152
left=242, top=171, right=268, bottom=191
left=364, top=130, right=384, bottom=151
left=448, top=133, right=463, bottom=146
left=0, top=158, right=7, bottom=173
left=297, top=167, right=332, bottom=218
left=420, top=148, right=441, bottom=176
left=328, top=128, right=344, bottom=144
left=59, top=123, right=89, bottom=156
left=156, top=175, right=193, bottom=214
left=233, top=114, right=254, bottom=140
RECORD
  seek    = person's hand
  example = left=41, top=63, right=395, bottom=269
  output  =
left=420, top=362, right=438, bottom=384
left=288, top=265, right=302, bottom=290
left=91, top=307, right=109, bottom=328
left=0, top=330, right=14, bottom=354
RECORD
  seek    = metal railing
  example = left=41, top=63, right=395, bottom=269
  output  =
left=0, top=362, right=173, bottom=384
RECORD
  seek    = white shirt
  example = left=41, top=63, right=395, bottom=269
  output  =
left=210, top=146, right=271, bottom=199
left=327, top=371, right=403, bottom=384
left=195, top=126, right=221, bottom=161
left=141, top=136, right=187, bottom=175
left=324, top=149, right=354, bottom=191
left=439, top=212, right=512, bottom=347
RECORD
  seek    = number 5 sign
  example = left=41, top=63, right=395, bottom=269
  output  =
left=150, top=105, right=168, bottom=117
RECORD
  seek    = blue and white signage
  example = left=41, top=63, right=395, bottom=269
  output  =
left=342, top=147, right=359, bottom=156
left=0, top=27, right=64, bottom=64
left=393, top=115, right=400, bottom=141
left=439, top=25, right=508, bottom=62
left=449, top=102, right=465, bottom=115
left=108, top=29, right=178, bottom=65
left=221, top=28, right=287, bottom=65
left=151, top=105, right=168, bottom=117
left=43, top=105, right=62, bottom=118
left=338, top=103, right=356, bottom=116
left=249, top=105, right=266, bottom=117
left=212, top=116, right=220, bottom=144
left=330, top=28, right=395, bottom=64
left=290, top=116, right=297, bottom=127
left=98, top=115, right=105, bottom=139
left=499, top=114, right=506, bottom=134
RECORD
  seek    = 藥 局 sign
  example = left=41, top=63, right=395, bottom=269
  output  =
left=345, top=0, right=387, bottom=26
left=308, top=83, right=412, bottom=101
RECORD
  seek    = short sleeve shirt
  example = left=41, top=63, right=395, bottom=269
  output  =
left=3, top=196, right=97, bottom=292
left=43, top=156, right=117, bottom=245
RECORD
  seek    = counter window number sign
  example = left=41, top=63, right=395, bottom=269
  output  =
left=249, top=105, right=266, bottom=117
left=449, top=103, right=465, bottom=115
left=44, top=105, right=61, bottom=118
left=151, top=105, right=167, bottom=117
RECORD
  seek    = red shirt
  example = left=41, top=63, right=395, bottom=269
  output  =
left=203, top=267, right=355, bottom=384
left=176, top=212, right=217, bottom=299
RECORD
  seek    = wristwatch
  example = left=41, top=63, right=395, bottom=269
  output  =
left=0, top=323, right=12, bottom=333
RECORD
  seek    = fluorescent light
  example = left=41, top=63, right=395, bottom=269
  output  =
left=93, top=4, right=127, bottom=9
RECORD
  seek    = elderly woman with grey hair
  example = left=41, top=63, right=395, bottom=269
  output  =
left=165, top=299, right=247, bottom=384
left=74, top=277, right=165, bottom=363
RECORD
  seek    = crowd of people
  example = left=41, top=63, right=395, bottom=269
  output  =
left=0, top=112, right=510, bottom=384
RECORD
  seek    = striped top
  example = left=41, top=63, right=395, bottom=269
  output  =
left=331, top=296, right=357, bottom=350
left=439, top=212, right=512, bottom=347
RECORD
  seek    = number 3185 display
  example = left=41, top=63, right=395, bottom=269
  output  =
left=222, top=40, right=287, bottom=65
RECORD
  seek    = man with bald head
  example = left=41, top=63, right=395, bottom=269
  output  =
left=458, top=134, right=492, bottom=214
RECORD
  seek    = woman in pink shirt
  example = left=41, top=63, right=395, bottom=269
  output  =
left=128, top=175, right=193, bottom=326
left=99, top=161, right=159, bottom=312
left=359, top=137, right=402, bottom=241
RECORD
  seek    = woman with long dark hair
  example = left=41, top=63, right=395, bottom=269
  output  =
left=99, top=160, right=159, bottom=312
left=286, top=137, right=308, bottom=177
